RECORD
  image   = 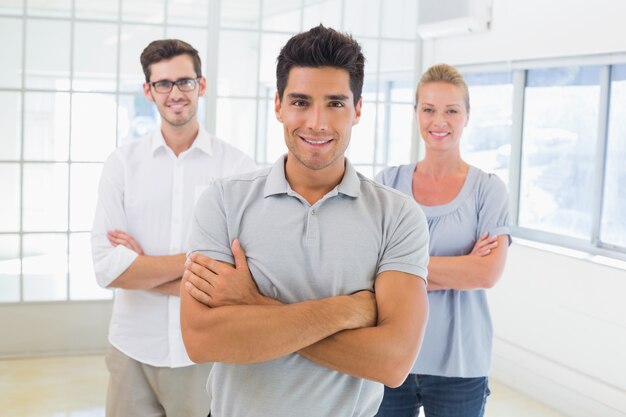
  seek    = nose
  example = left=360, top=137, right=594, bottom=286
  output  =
left=433, top=112, right=448, bottom=127
left=306, top=104, right=328, bottom=131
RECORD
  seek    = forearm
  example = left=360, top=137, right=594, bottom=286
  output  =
left=300, top=273, right=428, bottom=387
left=152, top=278, right=182, bottom=296
left=181, top=287, right=370, bottom=364
left=108, top=254, right=186, bottom=290
left=427, top=235, right=508, bottom=290
left=298, top=322, right=422, bottom=387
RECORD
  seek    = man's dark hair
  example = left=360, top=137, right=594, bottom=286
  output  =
left=140, top=39, right=202, bottom=82
left=276, top=25, right=365, bottom=105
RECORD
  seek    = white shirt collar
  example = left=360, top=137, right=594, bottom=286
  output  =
left=149, top=127, right=213, bottom=157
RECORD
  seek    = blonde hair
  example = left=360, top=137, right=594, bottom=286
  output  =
left=416, top=63, right=470, bottom=112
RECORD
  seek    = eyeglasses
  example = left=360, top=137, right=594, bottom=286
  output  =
left=149, top=78, right=200, bottom=93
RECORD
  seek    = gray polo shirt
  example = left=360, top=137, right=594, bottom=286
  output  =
left=189, top=155, right=429, bottom=417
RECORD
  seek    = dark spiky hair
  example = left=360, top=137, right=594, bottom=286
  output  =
left=276, top=25, right=365, bottom=105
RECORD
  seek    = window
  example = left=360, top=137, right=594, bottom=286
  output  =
left=462, top=61, right=626, bottom=261
left=1, top=0, right=420, bottom=303
left=462, top=71, right=513, bottom=186
left=215, top=0, right=419, bottom=178
left=0, top=0, right=210, bottom=303
left=601, top=64, right=626, bottom=249
left=518, top=66, right=600, bottom=239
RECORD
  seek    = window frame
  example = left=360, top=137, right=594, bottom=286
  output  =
left=459, top=55, right=626, bottom=262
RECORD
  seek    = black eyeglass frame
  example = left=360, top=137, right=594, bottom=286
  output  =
left=148, top=77, right=201, bottom=93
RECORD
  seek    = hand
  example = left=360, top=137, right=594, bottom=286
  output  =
left=107, top=230, right=144, bottom=255
left=347, top=290, right=378, bottom=329
left=184, top=239, right=263, bottom=308
left=470, top=232, right=498, bottom=257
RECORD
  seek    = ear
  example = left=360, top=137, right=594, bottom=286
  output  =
left=465, top=110, right=470, bottom=127
left=274, top=91, right=283, bottom=122
left=143, top=83, right=155, bottom=103
left=198, top=76, right=207, bottom=97
left=352, top=97, right=363, bottom=126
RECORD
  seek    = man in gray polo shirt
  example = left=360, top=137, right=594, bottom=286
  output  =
left=180, top=25, right=430, bottom=417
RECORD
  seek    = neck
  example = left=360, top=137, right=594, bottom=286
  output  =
left=418, top=150, right=467, bottom=179
left=161, top=121, right=200, bottom=157
left=284, top=155, right=346, bottom=205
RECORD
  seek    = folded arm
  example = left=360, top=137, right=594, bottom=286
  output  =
left=183, top=241, right=427, bottom=387
left=298, top=270, right=428, bottom=387
left=427, top=233, right=509, bottom=291
left=181, top=241, right=377, bottom=364
left=91, top=156, right=183, bottom=295
left=105, top=230, right=184, bottom=293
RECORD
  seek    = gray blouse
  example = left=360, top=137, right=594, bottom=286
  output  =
left=376, top=163, right=510, bottom=377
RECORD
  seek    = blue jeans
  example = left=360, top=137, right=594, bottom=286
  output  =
left=374, top=374, right=490, bottom=417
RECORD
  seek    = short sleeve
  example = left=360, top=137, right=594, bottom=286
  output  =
left=187, top=180, right=235, bottom=264
left=378, top=199, right=430, bottom=283
left=477, top=174, right=511, bottom=245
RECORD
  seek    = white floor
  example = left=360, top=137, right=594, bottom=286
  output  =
left=0, top=355, right=570, bottom=417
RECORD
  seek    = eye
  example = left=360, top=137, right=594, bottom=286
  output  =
left=422, top=108, right=433, bottom=113
left=329, top=101, right=345, bottom=108
left=447, top=109, right=458, bottom=114
left=178, top=79, right=195, bottom=87
left=155, top=81, right=173, bottom=89
left=291, top=100, right=308, bottom=107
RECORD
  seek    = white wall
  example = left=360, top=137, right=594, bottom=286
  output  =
left=491, top=244, right=626, bottom=416
left=420, top=1, right=626, bottom=415
left=423, top=0, right=626, bottom=66
left=0, top=301, right=112, bottom=357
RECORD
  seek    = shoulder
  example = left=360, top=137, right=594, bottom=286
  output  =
left=208, top=136, right=255, bottom=163
left=103, top=135, right=151, bottom=168
left=213, top=166, right=271, bottom=192
left=358, top=173, right=424, bottom=219
left=469, top=166, right=509, bottom=213
left=375, top=164, right=415, bottom=186
left=471, top=166, right=508, bottom=196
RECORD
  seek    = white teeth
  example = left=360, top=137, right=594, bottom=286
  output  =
left=431, top=132, right=448, bottom=137
left=303, top=138, right=330, bottom=145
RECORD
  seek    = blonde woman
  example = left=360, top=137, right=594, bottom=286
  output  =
left=374, top=64, right=511, bottom=417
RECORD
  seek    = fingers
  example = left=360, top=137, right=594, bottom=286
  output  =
left=185, top=257, right=217, bottom=285
left=107, top=230, right=144, bottom=254
left=183, top=271, right=214, bottom=306
left=471, top=232, right=499, bottom=257
left=231, top=239, right=249, bottom=271
left=188, top=252, right=221, bottom=272
left=475, top=240, right=498, bottom=256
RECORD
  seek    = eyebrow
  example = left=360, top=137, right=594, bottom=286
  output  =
left=419, top=102, right=462, bottom=107
left=286, top=93, right=350, bottom=101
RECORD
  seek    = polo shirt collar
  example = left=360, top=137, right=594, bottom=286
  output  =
left=150, top=127, right=213, bottom=156
left=264, top=154, right=361, bottom=198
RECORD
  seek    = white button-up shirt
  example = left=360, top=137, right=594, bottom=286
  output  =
left=91, top=129, right=256, bottom=367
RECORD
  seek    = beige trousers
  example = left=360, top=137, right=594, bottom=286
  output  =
left=105, top=344, right=212, bottom=417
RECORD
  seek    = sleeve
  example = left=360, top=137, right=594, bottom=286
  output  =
left=374, top=166, right=397, bottom=187
left=187, top=180, right=234, bottom=264
left=477, top=173, right=511, bottom=245
left=90, top=152, right=138, bottom=288
left=235, top=154, right=258, bottom=176
left=378, top=199, right=430, bottom=284
left=220, top=144, right=258, bottom=178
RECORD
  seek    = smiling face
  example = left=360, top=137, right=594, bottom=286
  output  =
left=416, top=81, right=469, bottom=154
left=143, top=54, right=206, bottom=131
left=275, top=66, right=362, bottom=175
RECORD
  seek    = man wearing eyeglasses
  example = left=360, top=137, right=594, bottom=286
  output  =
left=91, top=39, right=256, bottom=417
